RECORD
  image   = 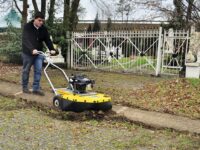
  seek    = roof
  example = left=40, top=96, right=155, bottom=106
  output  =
left=0, top=8, right=21, bottom=28
left=75, top=21, right=165, bottom=32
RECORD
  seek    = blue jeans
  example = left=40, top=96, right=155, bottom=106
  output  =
left=22, top=53, right=44, bottom=91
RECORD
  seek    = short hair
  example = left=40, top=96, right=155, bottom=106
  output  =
left=34, top=12, right=45, bottom=19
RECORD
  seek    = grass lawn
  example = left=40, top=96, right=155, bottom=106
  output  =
left=0, top=96, right=199, bottom=149
left=96, top=56, right=156, bottom=71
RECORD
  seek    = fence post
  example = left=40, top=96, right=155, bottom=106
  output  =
left=70, top=33, right=74, bottom=68
left=156, top=27, right=163, bottom=76
left=66, top=31, right=72, bottom=68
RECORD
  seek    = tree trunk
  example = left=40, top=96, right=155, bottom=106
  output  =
left=41, top=0, right=47, bottom=18
left=173, top=0, right=185, bottom=28
left=186, top=0, right=194, bottom=29
left=47, top=0, right=56, bottom=27
left=63, top=0, right=70, bottom=34
left=63, top=0, right=80, bottom=66
left=173, top=0, right=184, bottom=20
left=22, top=0, right=28, bottom=27
left=32, top=0, right=39, bottom=13
left=69, top=0, right=80, bottom=31
left=63, top=0, right=70, bottom=66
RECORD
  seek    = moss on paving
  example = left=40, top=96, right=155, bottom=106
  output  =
left=0, top=96, right=199, bottom=149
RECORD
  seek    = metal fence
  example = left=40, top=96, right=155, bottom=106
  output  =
left=71, top=28, right=162, bottom=75
left=161, top=29, right=190, bottom=75
left=69, top=27, right=190, bottom=76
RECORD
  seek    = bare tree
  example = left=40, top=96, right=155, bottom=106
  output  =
left=13, top=0, right=28, bottom=27
left=0, top=0, right=12, bottom=12
left=32, top=0, right=39, bottom=13
left=134, top=0, right=200, bottom=29
left=91, top=0, right=113, bottom=19
left=69, top=0, right=80, bottom=31
left=31, top=0, right=47, bottom=17
left=47, top=0, right=56, bottom=27
left=41, top=0, right=47, bottom=17
left=182, top=0, right=200, bottom=25
left=116, top=0, right=126, bottom=21
left=63, top=0, right=70, bottom=33
left=77, top=5, right=86, bottom=20
left=115, top=0, right=135, bottom=22
left=63, top=0, right=81, bottom=33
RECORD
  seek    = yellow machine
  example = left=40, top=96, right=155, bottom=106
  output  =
left=38, top=51, right=112, bottom=112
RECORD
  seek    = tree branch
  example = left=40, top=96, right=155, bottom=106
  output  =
left=32, top=0, right=39, bottom=13
left=13, top=0, right=22, bottom=14
left=41, top=0, right=46, bottom=17
left=69, top=0, right=80, bottom=31
left=186, top=0, right=200, bottom=12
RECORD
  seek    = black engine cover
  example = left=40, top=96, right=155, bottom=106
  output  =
left=69, top=75, right=94, bottom=94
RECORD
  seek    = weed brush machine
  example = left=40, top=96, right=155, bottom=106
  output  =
left=38, top=51, right=112, bottom=112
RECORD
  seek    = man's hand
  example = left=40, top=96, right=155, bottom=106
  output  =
left=50, top=50, right=56, bottom=55
left=32, top=49, right=38, bottom=55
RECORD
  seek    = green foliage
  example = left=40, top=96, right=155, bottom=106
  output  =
left=107, top=17, right=112, bottom=32
left=93, top=13, right=101, bottom=32
left=0, top=26, right=22, bottom=64
left=5, top=26, right=22, bottom=52
left=46, top=19, right=64, bottom=44
left=87, top=24, right=92, bottom=32
left=187, top=78, right=200, bottom=87
left=46, top=18, right=69, bottom=57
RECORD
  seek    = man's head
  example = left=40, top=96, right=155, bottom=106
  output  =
left=33, top=12, right=45, bottom=28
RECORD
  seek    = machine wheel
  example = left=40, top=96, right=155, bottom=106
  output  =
left=53, top=96, right=62, bottom=109
left=53, top=96, right=73, bottom=111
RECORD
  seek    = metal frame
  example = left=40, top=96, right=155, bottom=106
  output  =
left=37, top=51, right=74, bottom=95
left=71, top=30, right=161, bottom=74
left=70, top=28, right=190, bottom=76
left=161, top=29, right=190, bottom=75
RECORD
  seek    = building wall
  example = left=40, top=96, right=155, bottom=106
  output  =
left=75, top=21, right=164, bottom=32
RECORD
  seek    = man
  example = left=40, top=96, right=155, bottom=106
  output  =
left=22, top=12, right=58, bottom=96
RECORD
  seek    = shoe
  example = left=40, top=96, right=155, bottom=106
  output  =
left=23, top=88, right=31, bottom=94
left=32, top=90, right=45, bottom=96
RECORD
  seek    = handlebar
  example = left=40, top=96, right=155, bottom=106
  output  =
left=37, top=51, right=50, bottom=57
left=38, top=50, right=72, bottom=94
left=36, top=51, right=53, bottom=64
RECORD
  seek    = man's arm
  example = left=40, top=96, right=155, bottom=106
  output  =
left=44, top=28, right=59, bottom=55
left=22, top=24, right=36, bottom=54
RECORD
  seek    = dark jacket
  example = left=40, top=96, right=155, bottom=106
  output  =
left=22, top=20, right=56, bottom=56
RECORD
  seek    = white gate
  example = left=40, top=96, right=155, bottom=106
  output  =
left=161, top=29, right=190, bottom=75
left=70, top=28, right=190, bottom=76
left=71, top=28, right=162, bottom=75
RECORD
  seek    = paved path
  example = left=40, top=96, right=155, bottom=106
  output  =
left=113, top=105, right=200, bottom=134
left=0, top=80, right=199, bottom=135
